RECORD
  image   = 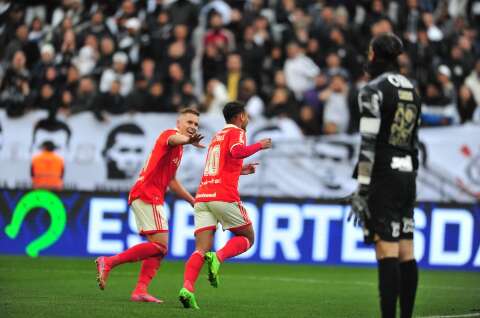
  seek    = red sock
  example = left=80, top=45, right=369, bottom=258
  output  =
left=216, top=236, right=250, bottom=262
left=108, top=242, right=167, bottom=268
left=133, top=255, right=163, bottom=294
left=183, top=250, right=205, bottom=292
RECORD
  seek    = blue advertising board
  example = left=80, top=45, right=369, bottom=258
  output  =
left=0, top=189, right=479, bottom=271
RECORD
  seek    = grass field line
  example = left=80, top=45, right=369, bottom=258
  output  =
left=1, top=266, right=479, bottom=293
left=418, top=313, right=480, bottom=318
left=238, top=275, right=480, bottom=292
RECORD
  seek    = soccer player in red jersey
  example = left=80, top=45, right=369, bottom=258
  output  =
left=179, top=101, right=272, bottom=309
left=95, top=108, right=204, bottom=303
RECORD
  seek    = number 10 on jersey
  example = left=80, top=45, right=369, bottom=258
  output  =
left=204, top=145, right=221, bottom=176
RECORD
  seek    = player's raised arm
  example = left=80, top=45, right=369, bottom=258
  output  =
left=230, top=138, right=271, bottom=159
left=169, top=178, right=195, bottom=207
left=168, top=132, right=205, bottom=148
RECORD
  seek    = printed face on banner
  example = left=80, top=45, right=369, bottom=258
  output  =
left=313, top=141, right=356, bottom=190
left=31, top=119, right=71, bottom=158
left=102, top=123, right=145, bottom=180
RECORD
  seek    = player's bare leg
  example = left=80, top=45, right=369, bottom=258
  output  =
left=205, top=225, right=254, bottom=288
left=130, top=232, right=169, bottom=303
left=180, top=229, right=215, bottom=309
left=375, top=238, right=400, bottom=318
left=95, top=233, right=167, bottom=294
left=398, top=239, right=418, bottom=318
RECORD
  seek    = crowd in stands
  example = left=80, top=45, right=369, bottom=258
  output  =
left=0, top=0, right=479, bottom=135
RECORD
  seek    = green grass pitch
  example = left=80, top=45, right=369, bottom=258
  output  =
left=0, top=256, right=479, bottom=318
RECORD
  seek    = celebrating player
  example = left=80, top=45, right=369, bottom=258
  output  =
left=178, top=101, right=272, bottom=309
left=349, top=33, right=421, bottom=318
left=95, top=108, right=204, bottom=303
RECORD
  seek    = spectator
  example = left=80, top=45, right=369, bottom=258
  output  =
left=146, top=10, right=172, bottom=62
left=125, top=75, right=149, bottom=112
left=0, top=51, right=32, bottom=117
left=71, top=77, right=96, bottom=114
left=72, top=46, right=98, bottom=76
left=222, top=53, right=245, bottom=101
left=457, top=85, right=478, bottom=123
left=203, top=79, right=228, bottom=114
left=59, top=89, right=74, bottom=116
left=266, top=87, right=298, bottom=119
left=63, top=65, right=80, bottom=96
left=238, top=78, right=264, bottom=120
left=177, top=81, right=200, bottom=110
left=447, top=44, right=472, bottom=88
left=422, top=66, right=460, bottom=126
left=58, top=29, right=77, bottom=70
left=203, top=10, right=235, bottom=53
left=51, top=0, right=83, bottom=28
left=4, top=24, right=39, bottom=68
left=95, top=36, right=116, bottom=77
left=465, top=59, right=480, bottom=107
left=118, top=17, right=143, bottom=65
left=303, top=72, right=329, bottom=114
left=328, top=27, right=360, bottom=79
left=138, top=58, right=157, bottom=84
left=28, top=17, right=47, bottom=44
left=52, top=16, right=74, bottom=51
left=144, top=81, right=173, bottom=113
left=167, top=0, right=199, bottom=30
left=94, top=79, right=127, bottom=115
left=165, top=62, right=186, bottom=109
left=252, top=15, right=272, bottom=50
left=238, top=26, right=265, bottom=86
left=422, top=12, right=443, bottom=42
left=299, top=105, right=322, bottom=136
left=162, top=41, right=191, bottom=76
left=321, top=73, right=350, bottom=134
left=407, top=27, right=436, bottom=87
left=284, top=41, right=320, bottom=100
left=32, top=43, right=56, bottom=87
left=36, top=83, right=59, bottom=118
left=99, top=51, right=134, bottom=96
left=80, top=9, right=111, bottom=41
left=202, top=42, right=226, bottom=85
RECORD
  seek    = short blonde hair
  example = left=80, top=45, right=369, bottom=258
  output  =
left=179, top=107, right=200, bottom=116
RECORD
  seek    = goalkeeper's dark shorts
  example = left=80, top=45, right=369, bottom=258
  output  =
left=365, top=171, right=416, bottom=244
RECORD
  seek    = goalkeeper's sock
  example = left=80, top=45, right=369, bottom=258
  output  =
left=133, top=255, right=163, bottom=294
left=378, top=257, right=400, bottom=318
left=108, top=242, right=167, bottom=268
left=399, top=259, right=418, bottom=318
left=183, top=250, right=205, bottom=292
left=216, top=236, right=250, bottom=262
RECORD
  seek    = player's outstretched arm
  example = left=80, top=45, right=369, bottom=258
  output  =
left=168, top=133, right=205, bottom=148
left=230, top=138, right=272, bottom=159
left=169, top=178, right=195, bottom=207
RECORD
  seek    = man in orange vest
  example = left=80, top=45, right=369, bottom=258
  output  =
left=31, top=141, right=64, bottom=190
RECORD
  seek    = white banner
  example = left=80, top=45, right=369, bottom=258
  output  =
left=0, top=110, right=479, bottom=202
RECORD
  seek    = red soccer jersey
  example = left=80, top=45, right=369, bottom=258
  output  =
left=129, top=129, right=183, bottom=205
left=196, top=125, right=248, bottom=203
